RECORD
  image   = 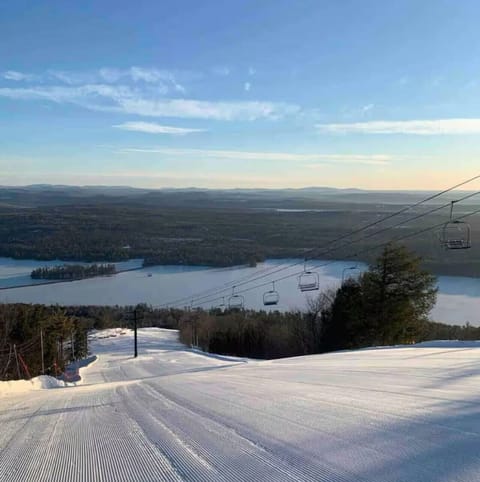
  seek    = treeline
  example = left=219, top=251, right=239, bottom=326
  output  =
left=176, top=307, right=480, bottom=360
left=31, top=263, right=116, bottom=280
left=0, top=305, right=88, bottom=380
left=0, top=303, right=183, bottom=381
left=143, top=243, right=263, bottom=268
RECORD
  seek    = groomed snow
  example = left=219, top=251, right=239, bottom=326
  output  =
left=0, top=328, right=479, bottom=481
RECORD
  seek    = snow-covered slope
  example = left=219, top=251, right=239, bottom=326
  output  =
left=0, top=328, right=479, bottom=482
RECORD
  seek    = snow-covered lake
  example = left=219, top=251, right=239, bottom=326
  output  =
left=0, top=257, right=478, bottom=326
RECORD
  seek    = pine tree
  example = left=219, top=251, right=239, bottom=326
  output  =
left=361, top=243, right=437, bottom=346
left=320, top=279, right=365, bottom=351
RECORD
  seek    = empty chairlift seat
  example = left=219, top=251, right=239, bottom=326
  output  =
left=263, top=282, right=280, bottom=306
left=298, top=263, right=320, bottom=292
left=441, top=201, right=472, bottom=250
left=217, top=297, right=227, bottom=312
left=442, top=221, right=472, bottom=250
left=342, top=266, right=361, bottom=284
left=228, top=287, right=245, bottom=309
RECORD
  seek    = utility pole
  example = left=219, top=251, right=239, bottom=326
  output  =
left=40, top=329, right=45, bottom=375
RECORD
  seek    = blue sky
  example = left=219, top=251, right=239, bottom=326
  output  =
left=1, top=0, right=480, bottom=189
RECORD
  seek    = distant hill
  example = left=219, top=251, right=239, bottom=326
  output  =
left=0, top=184, right=478, bottom=209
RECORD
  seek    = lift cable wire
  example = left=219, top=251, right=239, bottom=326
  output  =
left=158, top=261, right=286, bottom=309
left=160, top=184, right=480, bottom=309
left=182, top=190, right=480, bottom=307
left=156, top=174, right=480, bottom=309
left=190, top=204, right=480, bottom=308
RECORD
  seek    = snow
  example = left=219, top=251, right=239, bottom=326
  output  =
left=0, top=375, right=68, bottom=396
left=1, top=328, right=479, bottom=481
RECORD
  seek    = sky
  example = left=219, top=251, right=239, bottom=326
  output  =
left=1, top=0, right=480, bottom=190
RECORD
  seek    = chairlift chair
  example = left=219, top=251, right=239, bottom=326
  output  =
left=342, top=265, right=360, bottom=284
left=441, top=201, right=472, bottom=250
left=298, top=261, right=320, bottom=292
left=263, top=282, right=280, bottom=306
left=218, top=297, right=227, bottom=311
left=228, top=287, right=245, bottom=309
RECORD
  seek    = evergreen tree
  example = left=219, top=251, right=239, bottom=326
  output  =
left=320, top=279, right=365, bottom=352
left=360, top=243, right=437, bottom=346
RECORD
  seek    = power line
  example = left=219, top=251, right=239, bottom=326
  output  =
left=157, top=174, right=480, bottom=309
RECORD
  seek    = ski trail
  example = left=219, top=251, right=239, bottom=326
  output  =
left=34, top=388, right=182, bottom=482
left=1, top=329, right=479, bottom=482
left=120, top=382, right=315, bottom=482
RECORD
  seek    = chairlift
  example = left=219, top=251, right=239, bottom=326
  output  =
left=263, top=282, right=280, bottom=306
left=342, top=265, right=360, bottom=284
left=228, top=286, right=245, bottom=309
left=441, top=201, right=472, bottom=250
left=298, top=261, right=319, bottom=292
left=217, top=297, right=227, bottom=312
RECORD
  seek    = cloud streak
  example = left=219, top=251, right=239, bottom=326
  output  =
left=119, top=147, right=391, bottom=165
left=2, top=70, right=34, bottom=81
left=316, top=118, right=480, bottom=135
left=114, top=121, right=206, bottom=135
left=212, top=66, right=231, bottom=76
left=0, top=84, right=298, bottom=120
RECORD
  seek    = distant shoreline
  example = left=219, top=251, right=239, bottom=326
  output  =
left=0, top=265, right=144, bottom=291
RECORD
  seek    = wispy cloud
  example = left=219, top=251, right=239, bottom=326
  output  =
left=362, top=103, right=374, bottom=113
left=0, top=66, right=300, bottom=120
left=316, top=118, right=480, bottom=135
left=98, top=67, right=186, bottom=92
left=0, top=84, right=298, bottom=120
left=248, top=67, right=256, bottom=76
left=114, top=121, right=206, bottom=135
left=2, top=70, right=33, bottom=81
left=119, top=147, right=391, bottom=165
left=47, top=66, right=180, bottom=84
left=212, top=66, right=231, bottom=76
left=1, top=66, right=185, bottom=93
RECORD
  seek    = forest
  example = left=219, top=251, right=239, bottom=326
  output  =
left=1, top=187, right=479, bottom=277
left=31, top=263, right=116, bottom=280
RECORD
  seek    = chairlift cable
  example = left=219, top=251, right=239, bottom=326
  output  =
left=192, top=205, right=480, bottom=308
left=157, top=175, right=480, bottom=309
left=186, top=190, right=480, bottom=307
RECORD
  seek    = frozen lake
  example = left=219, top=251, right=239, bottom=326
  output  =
left=0, top=257, right=478, bottom=326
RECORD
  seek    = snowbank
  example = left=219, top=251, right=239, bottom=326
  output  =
left=1, top=355, right=98, bottom=396
left=0, top=375, right=67, bottom=396
left=62, top=355, right=98, bottom=383
left=188, top=347, right=250, bottom=363
left=413, top=340, right=480, bottom=348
